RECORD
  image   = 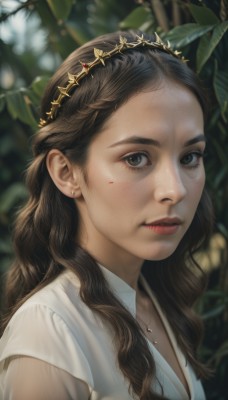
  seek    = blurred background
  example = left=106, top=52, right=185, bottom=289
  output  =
left=0, top=0, right=227, bottom=398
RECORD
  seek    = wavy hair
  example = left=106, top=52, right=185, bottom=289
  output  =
left=2, top=31, right=213, bottom=400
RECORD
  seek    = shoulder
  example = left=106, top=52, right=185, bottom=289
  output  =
left=0, top=270, right=94, bottom=385
left=4, top=269, right=84, bottom=332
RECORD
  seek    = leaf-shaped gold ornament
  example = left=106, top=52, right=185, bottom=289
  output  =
left=58, top=87, right=70, bottom=97
left=94, top=48, right=106, bottom=65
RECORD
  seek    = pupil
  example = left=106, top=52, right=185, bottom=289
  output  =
left=184, top=154, right=192, bottom=164
left=130, top=155, right=141, bottom=165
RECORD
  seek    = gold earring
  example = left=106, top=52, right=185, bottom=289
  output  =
left=71, top=190, right=75, bottom=197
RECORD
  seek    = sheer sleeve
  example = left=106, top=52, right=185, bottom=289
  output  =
left=3, top=356, right=90, bottom=400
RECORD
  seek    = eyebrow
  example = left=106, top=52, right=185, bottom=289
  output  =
left=108, top=134, right=206, bottom=148
left=184, top=134, right=206, bottom=146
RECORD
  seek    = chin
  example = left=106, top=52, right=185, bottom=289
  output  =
left=143, top=245, right=179, bottom=262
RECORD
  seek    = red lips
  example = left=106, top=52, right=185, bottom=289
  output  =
left=143, top=217, right=182, bottom=235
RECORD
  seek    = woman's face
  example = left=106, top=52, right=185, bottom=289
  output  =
left=76, top=80, right=205, bottom=269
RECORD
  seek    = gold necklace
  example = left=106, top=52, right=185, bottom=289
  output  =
left=136, top=314, right=158, bottom=345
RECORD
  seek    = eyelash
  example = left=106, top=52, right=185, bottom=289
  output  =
left=122, top=152, right=150, bottom=170
left=122, top=151, right=205, bottom=170
left=181, top=151, right=205, bottom=168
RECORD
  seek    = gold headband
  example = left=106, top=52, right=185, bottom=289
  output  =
left=39, top=33, right=186, bottom=127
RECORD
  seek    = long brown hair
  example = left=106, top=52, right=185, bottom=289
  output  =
left=2, top=31, right=213, bottom=400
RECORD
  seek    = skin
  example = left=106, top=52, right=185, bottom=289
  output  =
left=47, top=79, right=206, bottom=290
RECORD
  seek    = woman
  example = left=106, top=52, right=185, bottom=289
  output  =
left=0, top=31, right=212, bottom=400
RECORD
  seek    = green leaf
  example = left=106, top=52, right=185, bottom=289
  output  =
left=166, top=23, right=214, bottom=48
left=203, top=290, right=227, bottom=299
left=189, top=4, right=219, bottom=25
left=65, top=22, right=89, bottom=45
left=0, top=238, right=13, bottom=255
left=5, top=92, right=18, bottom=119
left=0, top=257, right=13, bottom=274
left=210, top=135, right=227, bottom=165
left=212, top=20, right=228, bottom=50
left=0, top=182, right=28, bottom=214
left=214, top=166, right=228, bottom=188
left=209, top=341, right=228, bottom=367
left=214, top=60, right=228, bottom=113
left=202, top=304, right=225, bottom=319
left=31, top=76, right=50, bottom=98
left=217, top=223, right=228, bottom=240
left=119, top=6, right=151, bottom=29
left=46, top=0, right=73, bottom=21
left=0, top=94, right=5, bottom=112
left=197, top=22, right=228, bottom=72
left=5, top=90, right=37, bottom=128
left=196, top=33, right=211, bottom=72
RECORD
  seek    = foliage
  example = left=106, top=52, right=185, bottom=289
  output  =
left=0, top=1, right=227, bottom=398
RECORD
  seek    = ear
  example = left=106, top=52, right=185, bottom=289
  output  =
left=46, top=149, right=82, bottom=198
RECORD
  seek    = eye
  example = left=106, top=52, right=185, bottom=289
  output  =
left=123, top=152, right=149, bottom=169
left=181, top=151, right=204, bottom=167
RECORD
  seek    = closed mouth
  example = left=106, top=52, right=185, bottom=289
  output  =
left=149, top=222, right=179, bottom=226
left=144, top=218, right=182, bottom=226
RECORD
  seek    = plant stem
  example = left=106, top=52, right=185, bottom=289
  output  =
left=0, top=0, right=38, bottom=23
left=150, top=0, right=169, bottom=32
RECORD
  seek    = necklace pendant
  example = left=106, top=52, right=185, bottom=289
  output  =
left=153, top=340, right=158, bottom=345
left=146, top=327, right=153, bottom=333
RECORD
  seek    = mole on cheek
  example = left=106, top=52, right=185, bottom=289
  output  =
left=108, top=181, right=114, bottom=184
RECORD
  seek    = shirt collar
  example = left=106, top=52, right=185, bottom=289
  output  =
left=99, top=264, right=136, bottom=317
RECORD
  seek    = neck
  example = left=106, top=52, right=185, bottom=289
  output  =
left=78, top=227, right=144, bottom=290
left=98, top=258, right=143, bottom=290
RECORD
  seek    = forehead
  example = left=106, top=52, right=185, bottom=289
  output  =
left=97, top=81, right=204, bottom=143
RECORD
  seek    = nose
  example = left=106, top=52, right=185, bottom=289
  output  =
left=154, top=164, right=187, bottom=204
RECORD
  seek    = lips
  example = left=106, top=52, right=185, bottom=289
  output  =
left=144, top=217, right=182, bottom=226
left=143, top=217, right=182, bottom=235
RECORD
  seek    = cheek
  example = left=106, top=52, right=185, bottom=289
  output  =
left=102, top=180, right=146, bottom=209
left=87, top=162, right=148, bottom=207
left=195, top=169, right=205, bottom=192
left=187, top=172, right=205, bottom=208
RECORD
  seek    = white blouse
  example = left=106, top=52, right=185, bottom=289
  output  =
left=0, top=266, right=206, bottom=400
